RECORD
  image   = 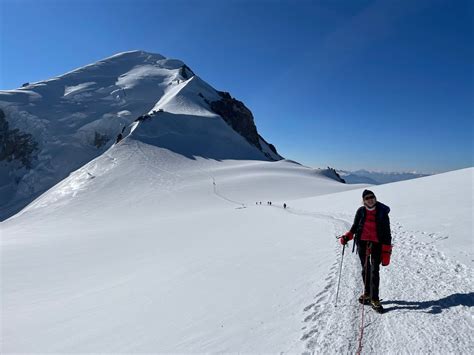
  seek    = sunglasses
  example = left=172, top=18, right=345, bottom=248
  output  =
left=364, top=196, right=376, bottom=201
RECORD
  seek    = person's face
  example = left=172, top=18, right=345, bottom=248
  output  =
left=363, top=195, right=376, bottom=208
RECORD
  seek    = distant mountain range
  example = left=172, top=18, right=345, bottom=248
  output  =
left=338, top=169, right=430, bottom=185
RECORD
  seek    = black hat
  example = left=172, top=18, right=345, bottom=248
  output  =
left=362, top=189, right=376, bottom=199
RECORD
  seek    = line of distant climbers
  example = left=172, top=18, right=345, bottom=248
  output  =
left=256, top=201, right=287, bottom=209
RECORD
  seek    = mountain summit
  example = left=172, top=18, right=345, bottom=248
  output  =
left=0, top=50, right=281, bottom=219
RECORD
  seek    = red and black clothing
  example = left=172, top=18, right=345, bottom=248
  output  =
left=361, top=209, right=378, bottom=242
left=346, top=202, right=391, bottom=301
left=347, top=202, right=392, bottom=245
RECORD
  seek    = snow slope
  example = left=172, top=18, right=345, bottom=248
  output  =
left=285, top=167, right=474, bottom=353
left=293, top=168, right=473, bottom=265
left=0, top=50, right=280, bottom=220
left=1, top=131, right=364, bottom=352
left=1, top=114, right=472, bottom=355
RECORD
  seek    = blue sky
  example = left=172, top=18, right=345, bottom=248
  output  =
left=1, top=0, right=472, bottom=173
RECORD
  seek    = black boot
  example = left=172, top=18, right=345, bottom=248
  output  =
left=371, top=299, right=384, bottom=313
left=358, top=294, right=370, bottom=305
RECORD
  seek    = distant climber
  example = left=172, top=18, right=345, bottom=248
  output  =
left=283, top=203, right=287, bottom=209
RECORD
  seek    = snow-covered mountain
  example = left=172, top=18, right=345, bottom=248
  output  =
left=0, top=50, right=283, bottom=220
left=1, top=50, right=472, bottom=354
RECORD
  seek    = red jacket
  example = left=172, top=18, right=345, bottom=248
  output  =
left=360, top=209, right=378, bottom=242
left=345, top=207, right=381, bottom=243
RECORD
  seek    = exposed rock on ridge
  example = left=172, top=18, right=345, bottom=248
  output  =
left=210, top=91, right=262, bottom=151
left=0, top=108, right=38, bottom=169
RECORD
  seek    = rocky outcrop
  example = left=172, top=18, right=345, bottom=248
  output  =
left=320, top=167, right=346, bottom=183
left=259, top=134, right=279, bottom=156
left=179, top=64, right=195, bottom=80
left=210, top=91, right=262, bottom=150
left=0, top=108, right=38, bottom=168
left=93, top=131, right=109, bottom=148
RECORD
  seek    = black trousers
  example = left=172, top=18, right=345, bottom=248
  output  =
left=357, top=241, right=382, bottom=301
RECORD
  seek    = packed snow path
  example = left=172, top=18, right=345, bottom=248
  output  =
left=206, top=175, right=473, bottom=353
left=268, top=204, right=473, bottom=353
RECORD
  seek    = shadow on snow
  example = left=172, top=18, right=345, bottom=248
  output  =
left=382, top=292, right=474, bottom=314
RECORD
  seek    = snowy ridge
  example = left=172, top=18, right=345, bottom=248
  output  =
left=0, top=50, right=282, bottom=220
left=151, top=75, right=221, bottom=116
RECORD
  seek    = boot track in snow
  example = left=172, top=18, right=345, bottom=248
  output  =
left=269, top=204, right=473, bottom=354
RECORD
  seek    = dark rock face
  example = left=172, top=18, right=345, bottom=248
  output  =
left=268, top=143, right=277, bottom=155
left=135, top=113, right=152, bottom=122
left=0, top=108, right=38, bottom=168
left=179, top=65, right=195, bottom=80
left=258, top=134, right=279, bottom=156
left=323, top=167, right=346, bottom=183
left=93, top=131, right=109, bottom=148
left=210, top=91, right=262, bottom=150
left=334, top=170, right=346, bottom=183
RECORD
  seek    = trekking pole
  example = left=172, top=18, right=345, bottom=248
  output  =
left=335, top=239, right=346, bottom=307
